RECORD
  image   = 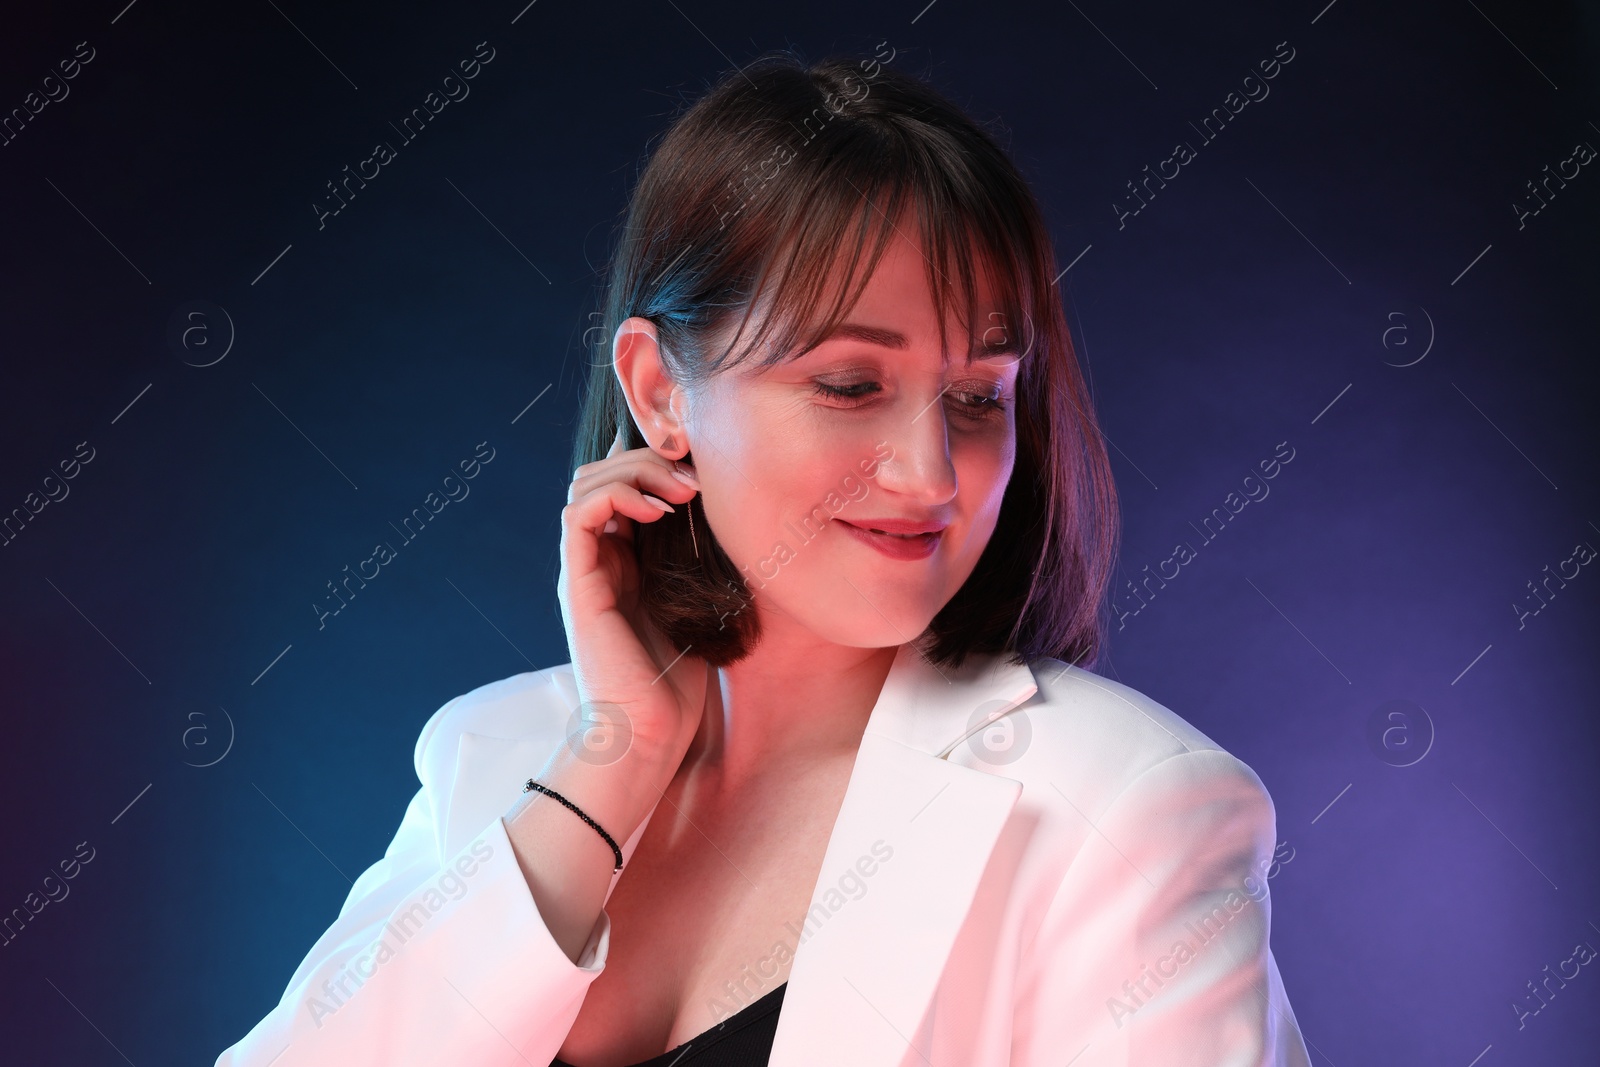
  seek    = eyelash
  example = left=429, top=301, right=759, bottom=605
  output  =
left=812, top=380, right=1009, bottom=420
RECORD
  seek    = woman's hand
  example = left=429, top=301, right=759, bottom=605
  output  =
left=501, top=429, right=707, bottom=964
left=557, top=427, right=708, bottom=767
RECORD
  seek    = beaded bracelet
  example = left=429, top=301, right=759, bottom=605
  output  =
left=523, top=779, right=625, bottom=873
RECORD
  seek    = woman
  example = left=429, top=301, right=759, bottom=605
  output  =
left=216, top=49, right=1311, bottom=1067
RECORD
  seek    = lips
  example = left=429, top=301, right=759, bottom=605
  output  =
left=837, top=519, right=944, bottom=561
left=840, top=518, right=949, bottom=536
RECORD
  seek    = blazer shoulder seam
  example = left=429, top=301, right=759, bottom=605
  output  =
left=411, top=668, right=560, bottom=782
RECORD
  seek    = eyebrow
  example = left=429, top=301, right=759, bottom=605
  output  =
left=807, top=321, right=1027, bottom=363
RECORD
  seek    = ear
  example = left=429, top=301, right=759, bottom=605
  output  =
left=612, top=316, right=691, bottom=460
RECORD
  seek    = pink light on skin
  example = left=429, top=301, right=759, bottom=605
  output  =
left=609, top=209, right=1024, bottom=773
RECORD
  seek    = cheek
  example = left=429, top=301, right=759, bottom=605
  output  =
left=718, top=452, right=888, bottom=586
left=958, top=429, right=1016, bottom=514
left=729, top=445, right=867, bottom=535
left=692, top=395, right=848, bottom=557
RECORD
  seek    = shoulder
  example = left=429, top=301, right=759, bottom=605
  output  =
left=1023, top=655, right=1228, bottom=757
left=410, top=663, right=580, bottom=785
left=978, top=655, right=1274, bottom=823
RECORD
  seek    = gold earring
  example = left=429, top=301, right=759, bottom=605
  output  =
left=660, top=436, right=699, bottom=560
left=687, top=492, right=699, bottom=559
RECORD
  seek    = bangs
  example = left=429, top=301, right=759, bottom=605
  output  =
left=702, top=130, right=1040, bottom=377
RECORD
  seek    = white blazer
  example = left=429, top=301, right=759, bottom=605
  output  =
left=216, top=642, right=1313, bottom=1066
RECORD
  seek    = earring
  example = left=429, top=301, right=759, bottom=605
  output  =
left=686, top=491, right=700, bottom=559
left=660, top=435, right=699, bottom=560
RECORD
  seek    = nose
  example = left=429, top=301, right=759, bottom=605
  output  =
left=872, top=390, right=959, bottom=508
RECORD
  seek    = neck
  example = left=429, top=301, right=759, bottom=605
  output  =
left=682, top=622, right=900, bottom=786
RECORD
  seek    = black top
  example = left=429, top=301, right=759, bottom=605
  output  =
left=549, top=981, right=788, bottom=1067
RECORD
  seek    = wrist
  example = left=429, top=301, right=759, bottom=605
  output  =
left=522, top=738, right=677, bottom=851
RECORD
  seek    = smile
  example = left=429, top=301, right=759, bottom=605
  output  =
left=838, top=520, right=943, bottom=561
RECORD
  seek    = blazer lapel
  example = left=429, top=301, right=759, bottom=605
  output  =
left=436, top=643, right=1040, bottom=1067
left=767, top=642, right=1038, bottom=1067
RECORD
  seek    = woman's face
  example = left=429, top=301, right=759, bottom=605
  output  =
left=680, top=225, right=1023, bottom=651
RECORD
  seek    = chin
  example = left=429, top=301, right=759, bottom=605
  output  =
left=816, top=604, right=942, bottom=649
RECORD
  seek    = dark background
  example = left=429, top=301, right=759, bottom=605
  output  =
left=1, top=0, right=1596, bottom=1063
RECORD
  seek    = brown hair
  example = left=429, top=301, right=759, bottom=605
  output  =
left=572, top=48, right=1119, bottom=672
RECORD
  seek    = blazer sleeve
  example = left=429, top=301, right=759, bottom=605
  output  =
left=1009, top=747, right=1313, bottom=1066
left=213, top=695, right=610, bottom=1067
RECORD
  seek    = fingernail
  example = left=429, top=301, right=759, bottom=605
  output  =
left=642, top=494, right=675, bottom=513
left=602, top=518, right=619, bottom=534
left=671, top=469, right=699, bottom=487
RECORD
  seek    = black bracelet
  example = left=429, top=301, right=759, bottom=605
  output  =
left=523, top=779, right=625, bottom=873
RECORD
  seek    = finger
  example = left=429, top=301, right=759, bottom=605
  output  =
left=563, top=480, right=677, bottom=565
left=569, top=455, right=699, bottom=508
